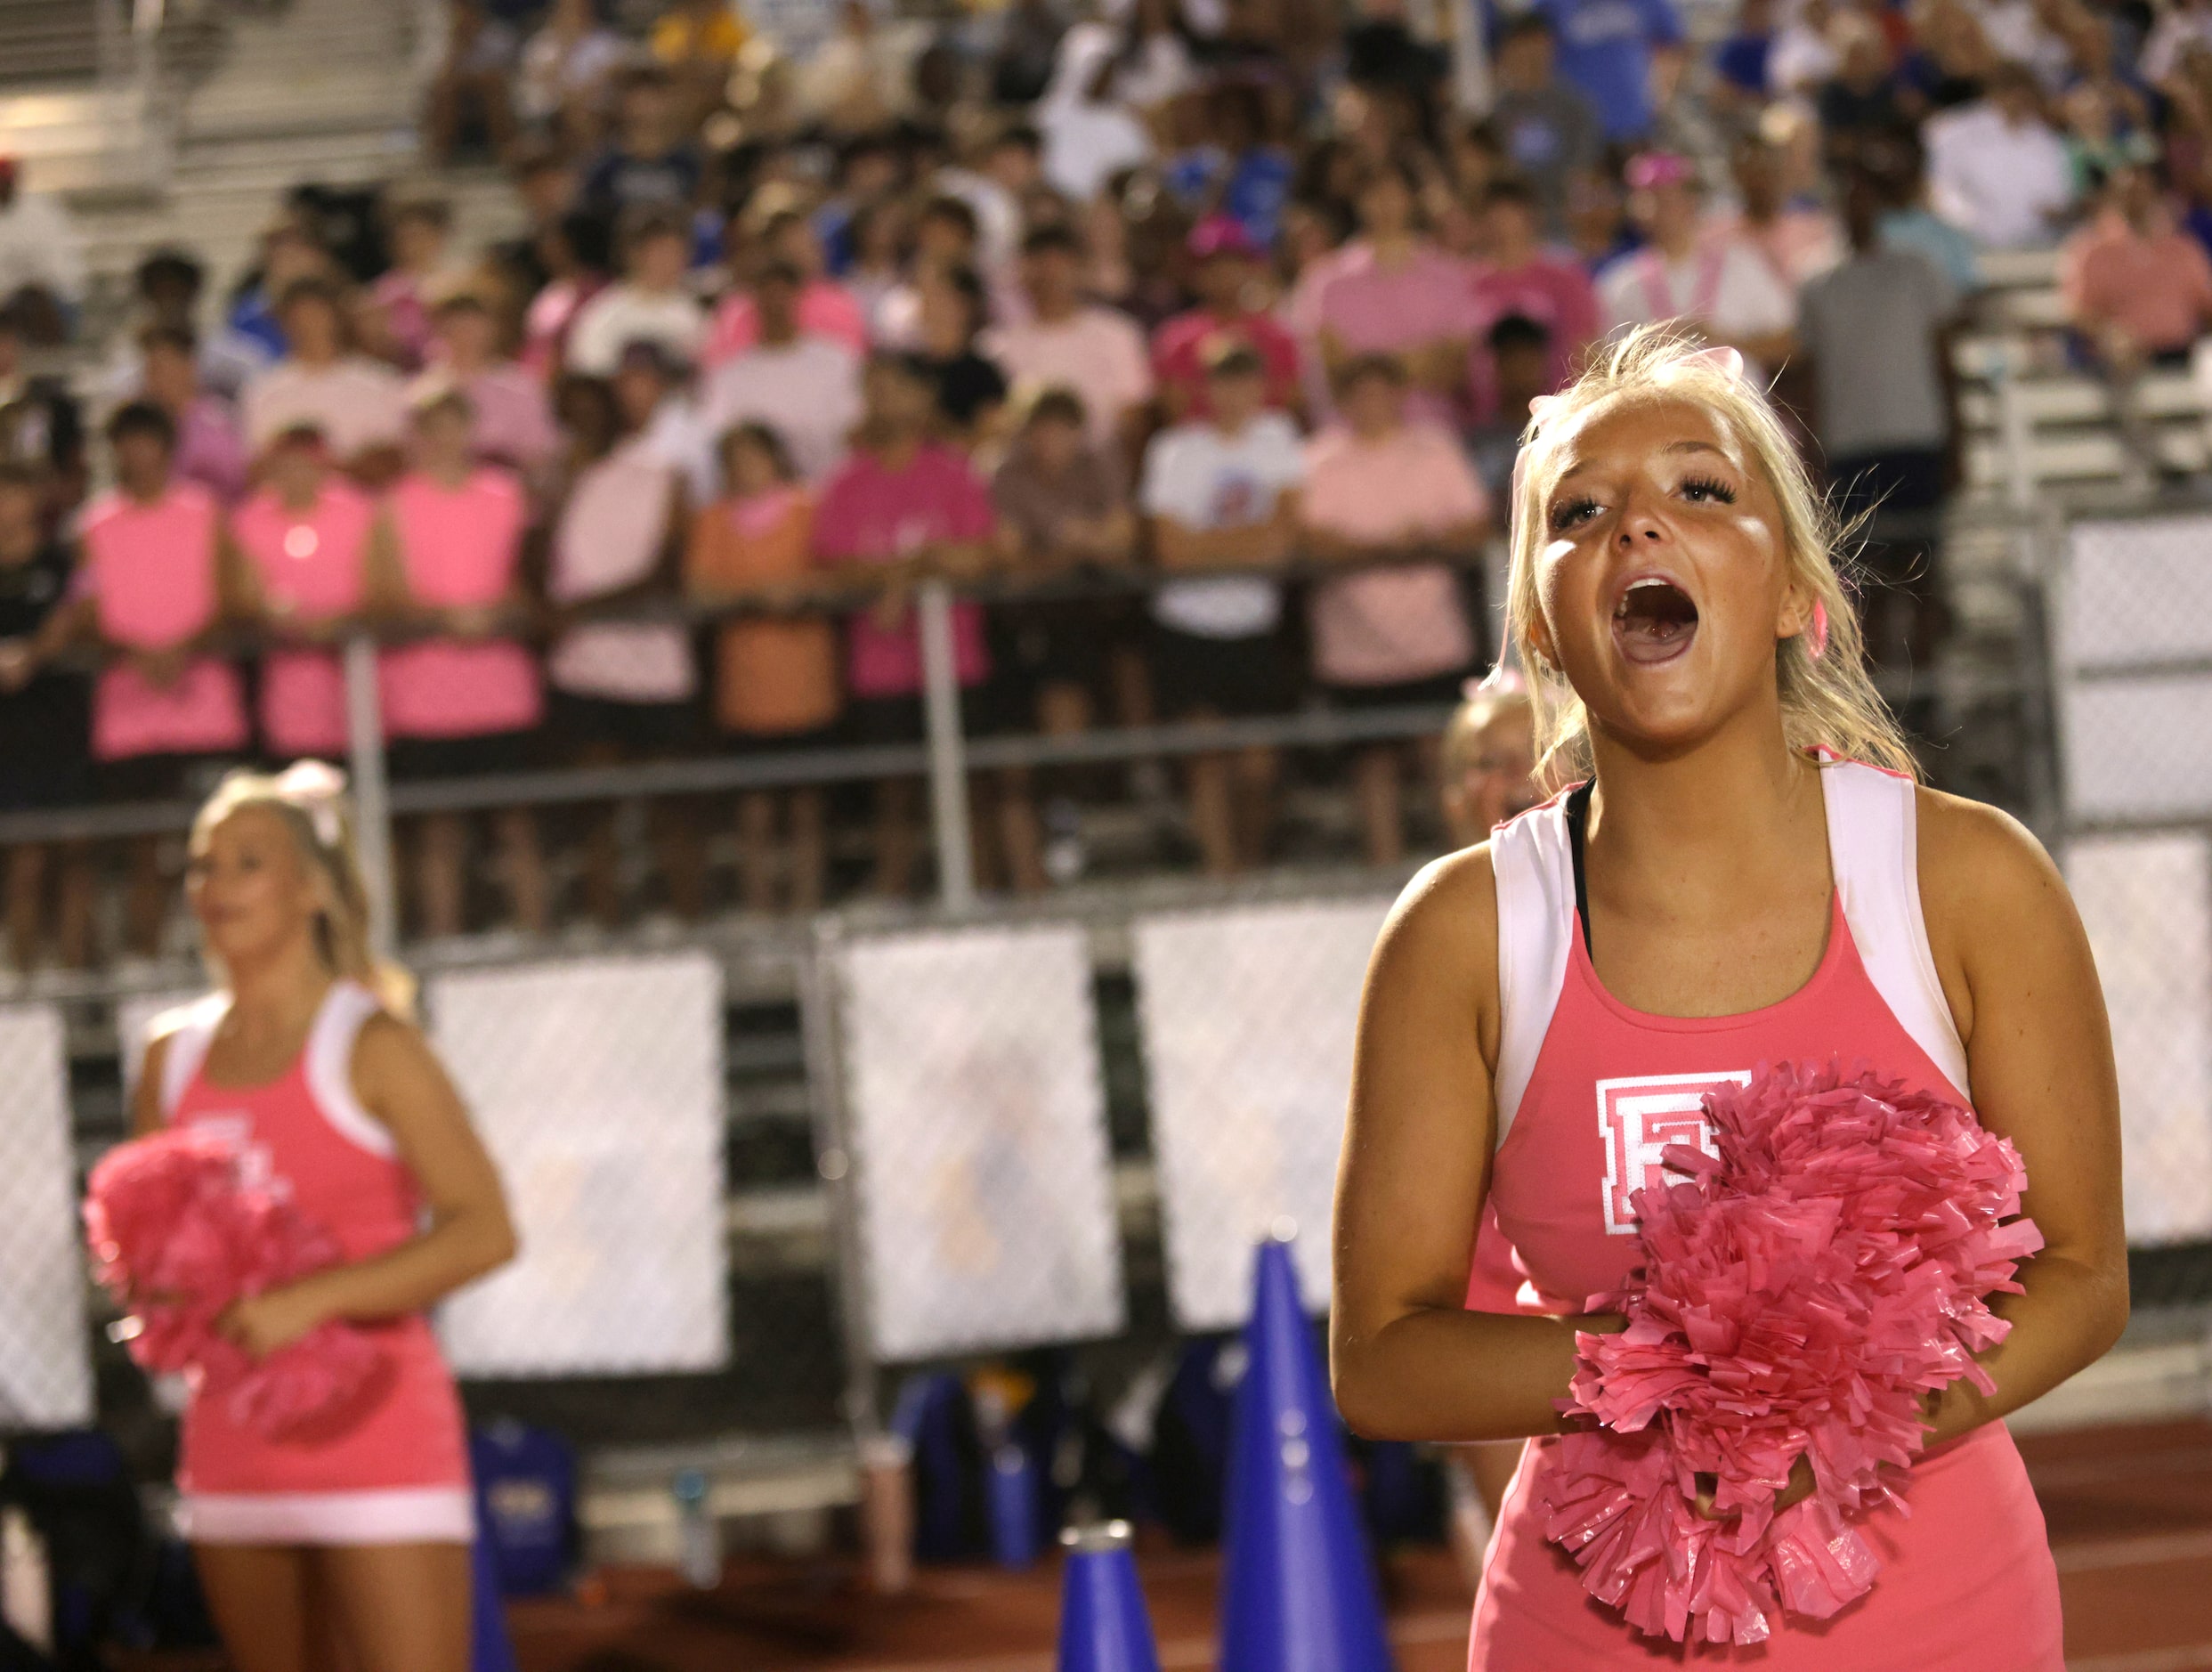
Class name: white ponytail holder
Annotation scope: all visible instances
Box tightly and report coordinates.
[272,760,348,848]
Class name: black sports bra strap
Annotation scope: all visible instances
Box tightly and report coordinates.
[1565,779,1594,959]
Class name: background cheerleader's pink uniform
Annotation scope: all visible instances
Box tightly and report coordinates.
[78,483,247,761]
[155,982,474,1545]
[1467,759,2064,1670]
[379,468,539,740]
[231,483,374,759]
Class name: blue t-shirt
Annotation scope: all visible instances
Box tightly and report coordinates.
[1714,30,1771,96]
[1526,0,1684,142]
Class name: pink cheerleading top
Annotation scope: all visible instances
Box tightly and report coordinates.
[78,483,248,762]
[232,483,375,759]
[379,468,541,740]
[154,983,473,1546]
[1465,759,2062,1670]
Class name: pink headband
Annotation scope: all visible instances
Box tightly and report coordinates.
[1625,151,1695,192]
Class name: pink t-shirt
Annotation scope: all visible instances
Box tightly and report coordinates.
[2062,215,2212,354]
[232,482,375,759]
[1465,256,1600,424]
[443,362,561,473]
[1312,242,1481,422]
[79,483,248,760]
[380,468,541,740]
[1302,422,1486,687]
[813,444,993,699]
[702,280,871,368]
[982,307,1155,448]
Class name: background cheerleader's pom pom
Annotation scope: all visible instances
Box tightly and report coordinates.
[84,1129,387,1441]
[1539,1059,2042,1645]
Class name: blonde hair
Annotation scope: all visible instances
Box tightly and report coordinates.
[1504,325,1916,792]
[1441,674,1535,778]
[191,765,415,1017]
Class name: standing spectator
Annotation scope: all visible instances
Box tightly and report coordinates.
[1139,343,1304,879]
[1870,134,1981,292]
[425,0,521,166]
[518,0,625,152]
[565,207,707,376]
[0,306,85,509]
[544,375,700,926]
[1466,313,1555,506]
[1313,161,1480,423]
[0,157,85,343]
[685,422,840,913]
[2062,162,2212,478]
[990,387,1138,890]
[1152,216,1304,424]
[579,66,705,223]
[1300,354,1487,868]
[701,263,866,481]
[702,207,870,365]
[1524,0,1684,146]
[423,292,560,478]
[141,328,249,507]
[1467,181,1599,421]
[0,462,92,973]
[520,209,612,382]
[1488,16,1604,236]
[908,265,1011,446]
[241,279,410,483]
[813,353,1001,899]
[229,425,378,764]
[367,199,461,373]
[985,225,1155,457]
[68,405,249,962]
[612,339,718,514]
[1600,152,1796,375]
[382,391,547,939]
[1924,62,2076,248]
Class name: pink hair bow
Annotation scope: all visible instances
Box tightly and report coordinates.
[273,760,348,848]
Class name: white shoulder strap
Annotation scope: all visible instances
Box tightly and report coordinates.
[304,981,397,1157]
[1820,760,1973,1098]
[154,993,230,1123]
[1492,794,1578,1147]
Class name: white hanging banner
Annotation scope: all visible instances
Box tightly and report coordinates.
[2070,833,2212,1245]
[0,1005,93,1429]
[838,923,1122,1362]
[431,953,729,1376]
[1134,898,1391,1332]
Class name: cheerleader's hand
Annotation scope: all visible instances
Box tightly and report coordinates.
[1692,1453,1816,1521]
[216,1282,332,1360]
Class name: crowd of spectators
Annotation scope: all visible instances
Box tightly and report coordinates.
[1,0,2208,972]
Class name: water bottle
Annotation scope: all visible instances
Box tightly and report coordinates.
[673,1468,718,1590]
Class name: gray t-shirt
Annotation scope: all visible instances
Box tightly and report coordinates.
[1492,85,1603,228]
[1798,248,1956,459]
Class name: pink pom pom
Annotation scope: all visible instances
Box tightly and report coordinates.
[84,1129,388,1441]
[1540,1061,2042,1644]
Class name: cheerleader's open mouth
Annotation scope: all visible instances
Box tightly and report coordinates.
[1612,574,1699,666]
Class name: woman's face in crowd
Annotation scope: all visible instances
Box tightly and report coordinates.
[1441,705,1539,845]
[1527,396,1811,759]
[725,435,782,497]
[284,296,342,362]
[190,808,323,973]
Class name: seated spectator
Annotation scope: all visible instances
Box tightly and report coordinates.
[517,0,625,152]
[493,143,580,302]
[1157,83,1293,254]
[990,386,1138,889]
[423,291,560,479]
[1527,0,1684,147]
[0,460,93,972]
[229,425,377,764]
[381,390,547,939]
[701,263,866,481]
[908,265,1010,446]
[1152,216,1303,424]
[813,353,1001,899]
[937,122,1037,274]
[1312,160,1479,423]
[685,422,839,913]
[1139,342,1304,879]
[1438,672,1539,848]
[704,207,870,365]
[1767,0,1841,97]
[1600,152,1795,377]
[1817,13,1909,159]
[2062,162,2212,479]
[1466,313,1556,505]
[566,207,707,376]
[840,194,913,337]
[1467,181,1598,421]
[652,0,749,126]
[546,371,700,925]
[985,225,1154,457]
[425,0,520,166]
[106,250,265,403]
[0,156,85,345]
[141,327,248,507]
[0,306,84,510]
[2060,74,2156,200]
[1490,14,1604,234]
[1300,354,1487,868]
[1706,130,1844,290]
[241,278,410,483]
[580,66,705,223]
[367,199,462,373]
[794,0,920,134]
[66,404,249,962]
[223,220,336,369]
[815,132,906,280]
[1924,62,2075,248]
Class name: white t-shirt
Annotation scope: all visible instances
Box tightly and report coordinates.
[1139,411,1305,638]
[564,284,707,377]
[241,357,409,459]
[699,336,863,482]
[1597,240,1797,382]
[1924,102,2074,249]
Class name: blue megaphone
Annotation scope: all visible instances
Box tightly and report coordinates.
[1057,1522,1163,1672]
